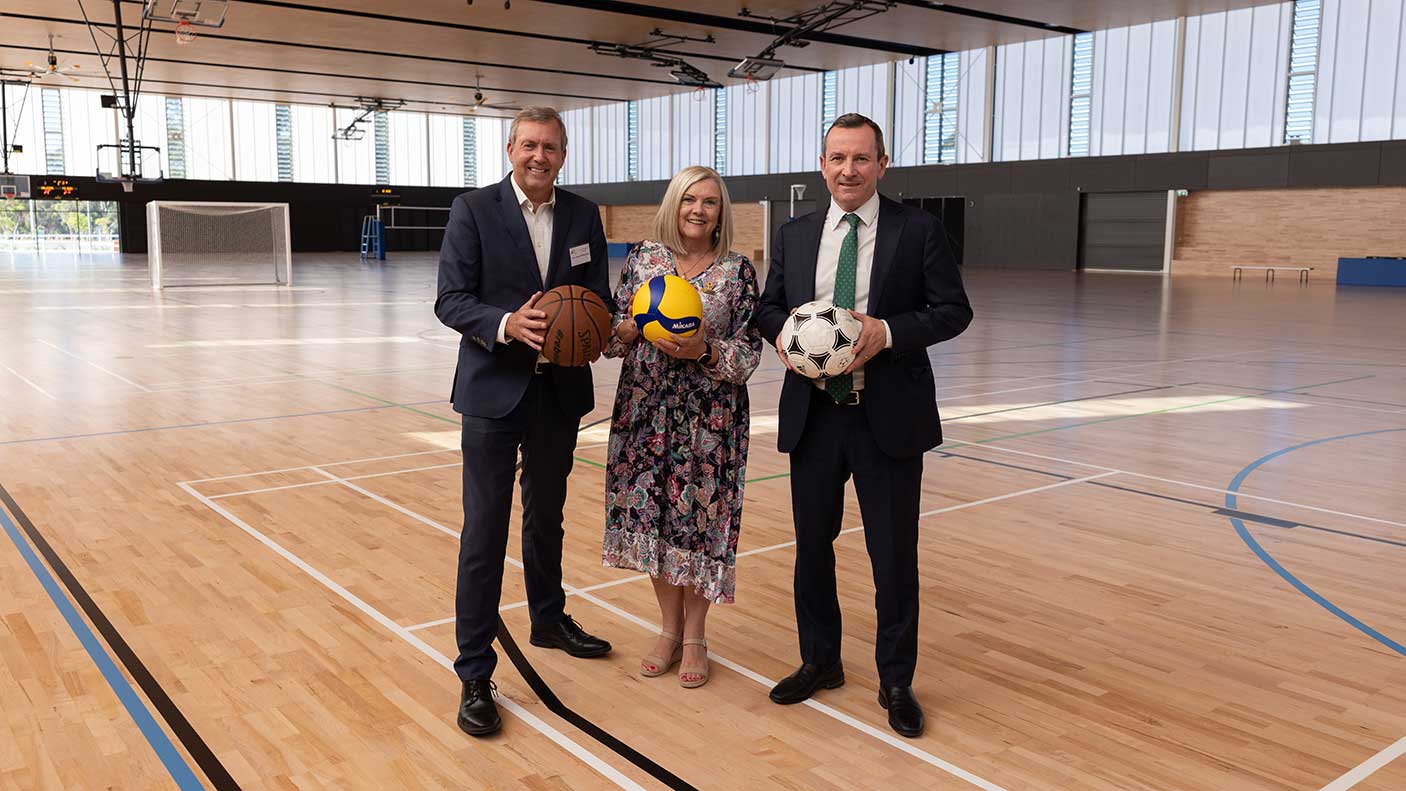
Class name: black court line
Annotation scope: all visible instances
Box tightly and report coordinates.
[494,415,699,790]
[0,484,242,790]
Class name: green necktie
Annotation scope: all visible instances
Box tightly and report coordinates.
[825,213,860,403]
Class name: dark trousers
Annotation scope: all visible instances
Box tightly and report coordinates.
[789,388,923,688]
[453,374,579,682]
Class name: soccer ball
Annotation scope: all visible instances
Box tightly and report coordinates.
[778,301,861,379]
[631,274,703,343]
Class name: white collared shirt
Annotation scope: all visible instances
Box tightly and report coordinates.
[498,175,556,345]
[813,191,891,391]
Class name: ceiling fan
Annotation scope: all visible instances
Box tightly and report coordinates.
[468,73,520,114]
[25,35,83,83]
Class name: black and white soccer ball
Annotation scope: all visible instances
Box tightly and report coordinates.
[778,300,861,379]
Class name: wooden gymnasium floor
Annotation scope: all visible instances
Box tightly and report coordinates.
[1,250,1403,791]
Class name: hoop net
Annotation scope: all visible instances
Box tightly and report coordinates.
[174,20,197,45]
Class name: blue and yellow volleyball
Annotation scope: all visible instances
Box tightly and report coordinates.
[631,274,703,343]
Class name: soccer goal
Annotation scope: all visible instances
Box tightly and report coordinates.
[146,201,292,291]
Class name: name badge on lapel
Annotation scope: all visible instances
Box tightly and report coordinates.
[569,243,591,267]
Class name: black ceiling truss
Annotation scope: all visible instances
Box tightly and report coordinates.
[891,0,1087,35]
[531,0,941,58]
[589,28,721,88]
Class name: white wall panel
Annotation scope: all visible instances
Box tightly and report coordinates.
[994,36,1069,160]
[834,63,890,129]
[593,102,628,183]
[769,72,821,173]
[1316,0,1406,142]
[559,107,592,185]
[427,113,464,188]
[957,48,992,163]
[232,100,277,182]
[636,96,671,181]
[1180,4,1290,150]
[476,117,509,187]
[291,105,335,184]
[184,97,233,180]
[1093,20,1179,155]
[388,111,428,186]
[672,89,715,170]
[891,58,926,167]
[725,82,768,176]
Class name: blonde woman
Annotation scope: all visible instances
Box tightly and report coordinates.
[601,166,762,688]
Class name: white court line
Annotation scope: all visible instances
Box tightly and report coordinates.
[186,446,463,484]
[944,438,1406,530]
[1318,736,1406,791]
[176,482,645,791]
[144,363,457,394]
[931,347,1273,393]
[37,339,151,391]
[299,466,1015,790]
[0,362,57,400]
[471,472,1120,618]
[208,461,467,500]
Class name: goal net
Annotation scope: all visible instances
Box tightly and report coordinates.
[146,201,291,290]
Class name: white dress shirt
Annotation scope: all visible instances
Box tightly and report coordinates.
[497,175,556,345]
[813,191,891,391]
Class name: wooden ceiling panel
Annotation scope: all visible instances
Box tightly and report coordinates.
[0,0,1282,112]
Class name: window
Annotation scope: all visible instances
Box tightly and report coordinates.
[165,98,186,178]
[1067,33,1094,156]
[821,70,838,131]
[275,105,293,181]
[1284,0,1321,144]
[374,110,389,185]
[626,100,639,180]
[462,117,477,187]
[924,53,960,164]
[713,87,727,174]
[42,88,64,174]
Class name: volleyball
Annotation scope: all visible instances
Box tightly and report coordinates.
[630,274,704,343]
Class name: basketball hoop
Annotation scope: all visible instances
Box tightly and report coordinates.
[743,75,761,95]
[174,20,197,45]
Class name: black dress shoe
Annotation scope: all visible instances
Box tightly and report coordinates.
[768,662,845,704]
[878,685,924,737]
[529,615,612,658]
[457,679,501,736]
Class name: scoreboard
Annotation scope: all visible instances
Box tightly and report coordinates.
[35,177,79,200]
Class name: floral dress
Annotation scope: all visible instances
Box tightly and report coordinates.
[601,240,762,604]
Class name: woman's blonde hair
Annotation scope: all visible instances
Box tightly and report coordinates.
[652,166,733,260]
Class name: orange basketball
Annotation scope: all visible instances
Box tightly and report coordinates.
[537,285,612,367]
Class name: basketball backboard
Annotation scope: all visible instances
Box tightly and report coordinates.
[0,174,30,200]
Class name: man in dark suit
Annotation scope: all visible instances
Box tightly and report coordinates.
[757,113,972,738]
[435,106,614,737]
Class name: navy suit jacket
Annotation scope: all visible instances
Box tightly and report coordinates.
[757,195,973,459]
[435,175,614,419]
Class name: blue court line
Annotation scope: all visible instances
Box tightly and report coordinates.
[1224,428,1406,656]
[0,506,206,789]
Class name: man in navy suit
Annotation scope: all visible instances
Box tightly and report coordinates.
[435,106,614,737]
[757,114,972,738]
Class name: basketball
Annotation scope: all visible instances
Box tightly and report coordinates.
[630,274,704,343]
[777,300,862,379]
[537,285,612,367]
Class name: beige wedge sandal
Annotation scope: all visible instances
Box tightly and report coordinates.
[678,638,709,689]
[639,632,683,677]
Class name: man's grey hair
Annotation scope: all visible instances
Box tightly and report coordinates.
[508,106,568,149]
[822,112,886,160]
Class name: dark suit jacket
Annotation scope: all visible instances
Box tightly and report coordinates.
[757,194,973,459]
[435,175,614,420]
